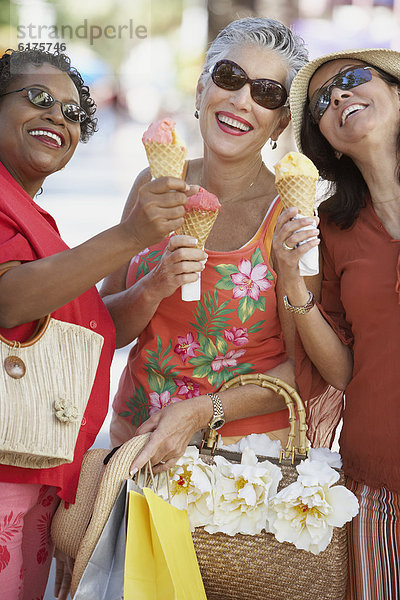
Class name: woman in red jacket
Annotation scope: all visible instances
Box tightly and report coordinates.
[0,48,194,600]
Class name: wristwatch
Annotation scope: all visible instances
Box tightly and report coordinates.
[283,290,315,314]
[207,393,225,430]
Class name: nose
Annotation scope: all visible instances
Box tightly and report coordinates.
[43,100,66,125]
[330,86,353,108]
[229,83,252,111]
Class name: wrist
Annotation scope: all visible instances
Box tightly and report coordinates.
[283,290,315,314]
[188,395,215,430]
[282,280,310,307]
[141,269,164,306]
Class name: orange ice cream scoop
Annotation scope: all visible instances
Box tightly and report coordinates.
[178,187,220,248]
[142,117,187,178]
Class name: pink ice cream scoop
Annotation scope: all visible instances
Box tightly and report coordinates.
[142,118,187,178]
[185,187,221,213]
[142,117,175,144]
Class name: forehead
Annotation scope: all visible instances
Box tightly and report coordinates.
[224,45,288,85]
[9,63,79,101]
[308,58,367,98]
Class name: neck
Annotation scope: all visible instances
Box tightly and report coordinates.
[200,148,267,204]
[1,161,44,198]
[353,149,400,208]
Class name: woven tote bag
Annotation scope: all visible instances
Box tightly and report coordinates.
[191,374,348,600]
[0,314,104,468]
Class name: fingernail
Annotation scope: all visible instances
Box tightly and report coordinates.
[130,467,138,476]
[185,183,191,191]
[190,237,198,244]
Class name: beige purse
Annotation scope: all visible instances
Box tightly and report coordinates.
[0,268,104,469]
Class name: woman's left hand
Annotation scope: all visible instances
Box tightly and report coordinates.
[129,396,211,474]
[54,547,74,600]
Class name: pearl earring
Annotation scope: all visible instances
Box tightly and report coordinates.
[334,150,343,160]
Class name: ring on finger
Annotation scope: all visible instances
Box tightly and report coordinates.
[282,240,295,251]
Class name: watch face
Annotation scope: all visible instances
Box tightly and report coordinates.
[211,419,225,430]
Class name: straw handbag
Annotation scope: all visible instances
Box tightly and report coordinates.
[0,311,104,469]
[191,374,348,600]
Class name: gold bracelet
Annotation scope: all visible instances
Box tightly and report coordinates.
[283,291,315,314]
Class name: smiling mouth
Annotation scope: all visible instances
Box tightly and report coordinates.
[28,129,64,147]
[341,104,366,126]
[216,113,252,132]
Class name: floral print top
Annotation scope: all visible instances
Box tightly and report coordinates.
[112,196,288,440]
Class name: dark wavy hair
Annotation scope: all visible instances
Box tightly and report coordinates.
[0,49,97,142]
[300,64,400,229]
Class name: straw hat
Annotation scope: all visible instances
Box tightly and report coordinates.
[51,433,150,597]
[290,48,400,152]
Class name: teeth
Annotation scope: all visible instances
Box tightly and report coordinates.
[217,114,251,132]
[29,129,62,146]
[341,105,365,126]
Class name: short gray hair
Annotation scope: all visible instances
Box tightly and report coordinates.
[203,17,308,91]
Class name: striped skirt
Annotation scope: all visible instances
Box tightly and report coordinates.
[346,478,400,599]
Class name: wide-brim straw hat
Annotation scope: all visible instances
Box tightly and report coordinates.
[51,432,150,597]
[290,48,400,152]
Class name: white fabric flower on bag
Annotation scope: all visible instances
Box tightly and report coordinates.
[268,458,359,554]
[308,447,342,469]
[205,448,282,536]
[158,446,214,529]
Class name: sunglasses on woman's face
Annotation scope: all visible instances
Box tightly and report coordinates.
[210,59,288,110]
[0,86,88,123]
[309,65,378,124]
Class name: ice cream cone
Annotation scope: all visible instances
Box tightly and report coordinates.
[274,152,319,217]
[179,209,219,248]
[142,118,187,179]
[178,187,221,301]
[144,141,186,179]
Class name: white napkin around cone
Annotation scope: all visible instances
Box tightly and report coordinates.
[293,214,319,276]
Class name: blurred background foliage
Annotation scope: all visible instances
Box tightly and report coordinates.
[0,0,399,155]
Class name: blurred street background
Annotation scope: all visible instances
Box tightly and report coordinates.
[0,0,398,596]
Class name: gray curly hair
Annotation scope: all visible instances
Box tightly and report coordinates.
[202,17,308,92]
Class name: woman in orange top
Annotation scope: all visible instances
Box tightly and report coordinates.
[273,49,400,599]
[101,17,314,472]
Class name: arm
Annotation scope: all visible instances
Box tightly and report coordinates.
[100,171,207,348]
[129,357,295,474]
[101,236,207,348]
[0,177,196,328]
[272,207,353,390]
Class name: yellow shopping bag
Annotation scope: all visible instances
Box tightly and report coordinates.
[124,488,206,600]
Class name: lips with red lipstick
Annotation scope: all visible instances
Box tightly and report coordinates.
[28,128,65,148]
[215,111,253,136]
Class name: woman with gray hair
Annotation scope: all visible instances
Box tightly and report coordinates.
[101,17,312,472]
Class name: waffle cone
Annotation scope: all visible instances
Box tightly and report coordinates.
[276,175,316,217]
[178,209,219,248]
[144,141,186,178]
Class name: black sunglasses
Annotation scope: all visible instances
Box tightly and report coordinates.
[0,86,88,123]
[210,59,288,110]
[309,65,381,124]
